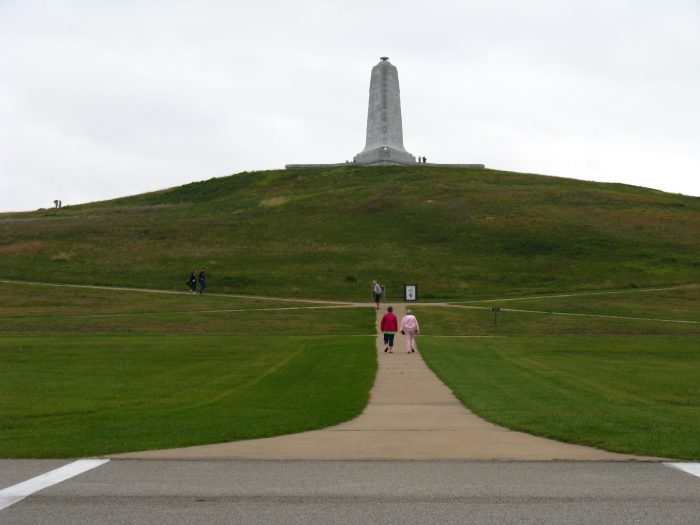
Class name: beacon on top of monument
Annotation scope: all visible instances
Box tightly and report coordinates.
[353,57,416,165]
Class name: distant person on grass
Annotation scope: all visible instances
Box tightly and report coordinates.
[371,280,383,310]
[380,306,398,353]
[198,267,207,294]
[187,270,197,294]
[400,309,420,354]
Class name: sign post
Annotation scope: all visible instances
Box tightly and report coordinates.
[404,284,417,302]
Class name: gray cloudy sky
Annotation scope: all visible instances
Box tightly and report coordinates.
[1,0,699,212]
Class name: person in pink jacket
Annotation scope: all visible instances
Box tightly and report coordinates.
[400,309,420,353]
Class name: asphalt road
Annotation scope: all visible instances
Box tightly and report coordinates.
[2,460,699,524]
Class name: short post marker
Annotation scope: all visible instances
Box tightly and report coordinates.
[491,307,501,327]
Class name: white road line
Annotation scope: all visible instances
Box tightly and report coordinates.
[0,459,109,512]
[665,462,700,479]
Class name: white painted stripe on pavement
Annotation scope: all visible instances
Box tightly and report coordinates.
[0,459,109,512]
[665,462,700,479]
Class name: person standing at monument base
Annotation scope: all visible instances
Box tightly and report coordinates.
[380,306,398,353]
[400,309,420,353]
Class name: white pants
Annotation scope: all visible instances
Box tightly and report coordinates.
[405,331,417,352]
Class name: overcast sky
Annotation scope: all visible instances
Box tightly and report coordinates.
[1,0,699,212]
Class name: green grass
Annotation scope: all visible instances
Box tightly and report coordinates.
[1,166,698,300]
[1,166,699,459]
[415,290,700,337]
[419,336,700,459]
[415,287,700,459]
[0,283,364,336]
[0,284,376,458]
[451,284,700,322]
[0,282,316,318]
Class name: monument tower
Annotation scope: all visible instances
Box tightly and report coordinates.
[284,57,484,170]
[353,57,416,165]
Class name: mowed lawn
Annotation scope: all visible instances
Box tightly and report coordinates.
[0,283,376,458]
[417,286,700,459]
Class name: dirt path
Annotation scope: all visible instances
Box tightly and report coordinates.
[112,305,657,461]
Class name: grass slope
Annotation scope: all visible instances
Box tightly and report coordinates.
[0,284,375,458]
[421,336,700,459]
[1,166,698,300]
[417,286,700,459]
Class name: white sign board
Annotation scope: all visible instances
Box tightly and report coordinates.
[404,284,417,302]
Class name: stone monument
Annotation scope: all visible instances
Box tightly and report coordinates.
[353,57,415,165]
[285,57,484,170]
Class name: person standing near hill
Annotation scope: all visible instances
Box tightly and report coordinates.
[400,309,420,353]
[371,280,383,310]
[198,267,207,294]
[187,270,197,294]
[380,306,398,353]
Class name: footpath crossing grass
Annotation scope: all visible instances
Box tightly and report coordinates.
[450,284,700,323]
[417,287,700,459]
[0,283,375,458]
[0,281,313,317]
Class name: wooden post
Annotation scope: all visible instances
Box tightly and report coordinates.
[491,307,501,327]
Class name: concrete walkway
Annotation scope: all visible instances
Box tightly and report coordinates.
[112,305,656,461]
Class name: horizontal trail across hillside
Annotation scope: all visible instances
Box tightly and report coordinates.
[3,279,698,325]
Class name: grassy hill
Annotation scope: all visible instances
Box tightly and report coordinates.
[2,165,699,459]
[1,166,698,299]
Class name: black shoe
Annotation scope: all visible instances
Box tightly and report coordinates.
[384,347,388,353]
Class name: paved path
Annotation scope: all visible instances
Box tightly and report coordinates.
[113,305,657,461]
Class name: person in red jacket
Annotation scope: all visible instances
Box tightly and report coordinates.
[380,306,398,353]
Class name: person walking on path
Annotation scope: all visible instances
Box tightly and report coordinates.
[400,309,420,353]
[371,280,383,310]
[198,267,207,294]
[380,306,398,353]
[187,270,197,294]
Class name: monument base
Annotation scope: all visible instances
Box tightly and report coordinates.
[353,146,416,165]
[285,162,486,169]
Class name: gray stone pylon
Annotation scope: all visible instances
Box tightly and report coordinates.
[354,57,416,165]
